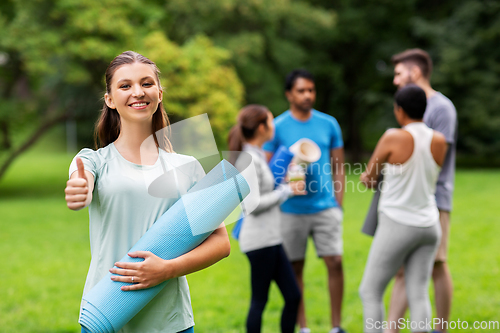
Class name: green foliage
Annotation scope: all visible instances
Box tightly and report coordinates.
[1,0,499,172]
[412,0,500,155]
[0,0,243,176]
[142,33,244,143]
[164,0,337,114]
[309,0,500,159]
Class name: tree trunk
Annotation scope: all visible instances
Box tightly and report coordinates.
[347,97,362,163]
[0,113,68,180]
[0,121,11,150]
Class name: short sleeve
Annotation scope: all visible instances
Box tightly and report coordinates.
[428,106,457,144]
[329,118,344,149]
[69,148,99,180]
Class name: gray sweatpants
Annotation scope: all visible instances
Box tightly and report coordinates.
[359,212,441,333]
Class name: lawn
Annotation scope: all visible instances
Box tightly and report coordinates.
[1,145,499,332]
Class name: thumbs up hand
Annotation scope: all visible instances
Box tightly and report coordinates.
[65,157,93,210]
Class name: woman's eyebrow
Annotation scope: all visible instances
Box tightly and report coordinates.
[116,76,154,84]
[116,78,131,84]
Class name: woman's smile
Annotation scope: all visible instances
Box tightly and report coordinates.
[129,101,150,110]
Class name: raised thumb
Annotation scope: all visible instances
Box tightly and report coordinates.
[76,157,87,180]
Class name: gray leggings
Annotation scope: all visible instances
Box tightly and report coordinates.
[359,212,441,333]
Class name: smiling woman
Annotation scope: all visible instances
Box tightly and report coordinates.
[105,64,161,125]
[64,51,231,333]
[95,52,172,158]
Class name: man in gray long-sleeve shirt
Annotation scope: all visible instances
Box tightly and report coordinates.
[388,48,457,333]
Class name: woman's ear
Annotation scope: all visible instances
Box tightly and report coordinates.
[258,122,267,135]
[158,88,163,103]
[104,93,116,109]
[394,105,408,126]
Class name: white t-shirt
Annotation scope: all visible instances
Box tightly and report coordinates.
[69,143,205,333]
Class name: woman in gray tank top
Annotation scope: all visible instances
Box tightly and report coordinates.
[358,85,448,333]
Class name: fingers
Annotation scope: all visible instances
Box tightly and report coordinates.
[127,251,151,258]
[110,252,167,291]
[295,189,307,195]
[65,159,89,210]
[120,280,149,291]
[109,267,136,277]
[112,253,148,270]
[65,179,88,193]
[113,261,139,270]
[296,180,306,191]
[65,178,88,210]
[289,180,307,195]
[110,257,153,291]
[66,201,87,210]
[76,157,87,180]
[109,270,147,291]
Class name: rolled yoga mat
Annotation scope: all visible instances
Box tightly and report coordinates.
[289,138,321,166]
[269,145,294,188]
[361,174,384,236]
[79,159,250,333]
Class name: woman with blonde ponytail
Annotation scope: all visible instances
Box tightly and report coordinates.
[229,104,305,333]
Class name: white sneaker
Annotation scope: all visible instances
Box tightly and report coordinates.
[299,328,311,333]
[329,327,346,333]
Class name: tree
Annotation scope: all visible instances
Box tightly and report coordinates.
[0,0,243,180]
[163,0,337,119]
[412,0,500,157]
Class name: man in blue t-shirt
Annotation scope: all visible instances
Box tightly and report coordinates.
[263,69,346,333]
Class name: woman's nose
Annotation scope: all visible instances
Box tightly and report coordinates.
[132,84,145,97]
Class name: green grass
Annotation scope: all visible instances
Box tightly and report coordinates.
[1,146,499,332]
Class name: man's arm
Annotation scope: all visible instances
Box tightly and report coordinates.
[426,105,457,146]
[331,147,345,207]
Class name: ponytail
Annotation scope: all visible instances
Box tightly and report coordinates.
[227,104,270,164]
[228,125,244,152]
[227,125,244,164]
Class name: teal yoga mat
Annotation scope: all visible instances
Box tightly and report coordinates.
[79,159,250,333]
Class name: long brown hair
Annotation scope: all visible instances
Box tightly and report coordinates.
[228,104,269,156]
[94,51,172,151]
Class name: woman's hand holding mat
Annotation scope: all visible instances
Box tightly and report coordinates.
[110,251,176,291]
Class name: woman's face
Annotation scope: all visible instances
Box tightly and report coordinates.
[104,62,163,125]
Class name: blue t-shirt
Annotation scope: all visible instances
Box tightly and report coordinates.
[263,110,343,214]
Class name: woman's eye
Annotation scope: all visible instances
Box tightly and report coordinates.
[120,84,130,89]
[143,82,153,87]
